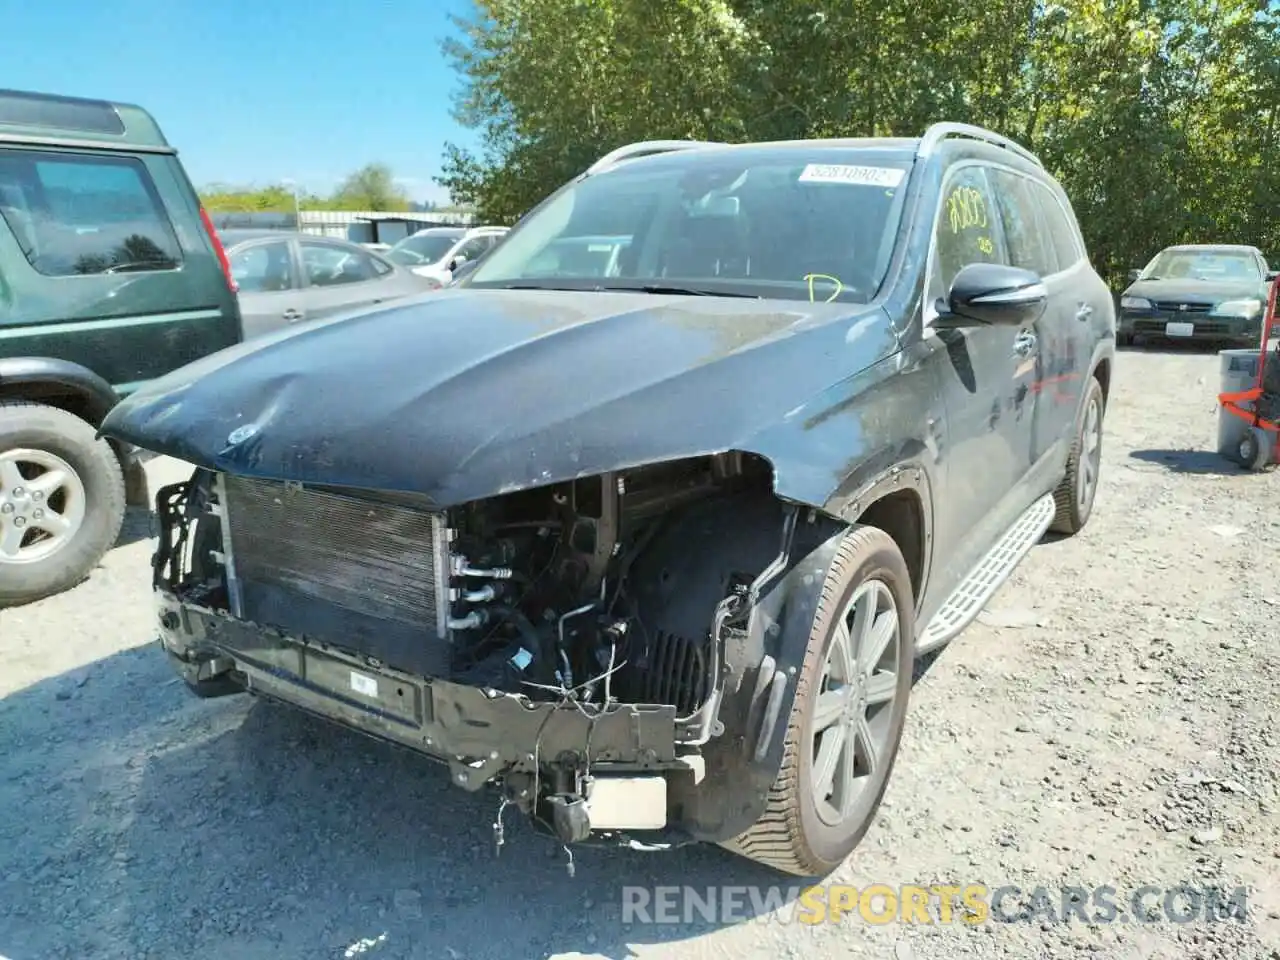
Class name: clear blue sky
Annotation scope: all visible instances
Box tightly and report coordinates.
[0,0,481,205]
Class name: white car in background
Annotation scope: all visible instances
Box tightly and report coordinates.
[385,225,508,284]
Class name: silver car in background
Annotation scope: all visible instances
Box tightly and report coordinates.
[222,230,442,339]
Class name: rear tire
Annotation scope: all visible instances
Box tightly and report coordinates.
[1050,376,1105,536]
[0,402,126,606]
[722,525,914,878]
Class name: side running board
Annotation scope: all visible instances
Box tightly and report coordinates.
[917,493,1056,653]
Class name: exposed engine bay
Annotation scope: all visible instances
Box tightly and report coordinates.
[443,455,771,717]
[157,451,790,733]
[152,451,805,857]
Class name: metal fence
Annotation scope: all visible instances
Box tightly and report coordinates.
[206,210,477,244]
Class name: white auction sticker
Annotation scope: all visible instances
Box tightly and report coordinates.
[798,163,905,187]
[350,671,378,698]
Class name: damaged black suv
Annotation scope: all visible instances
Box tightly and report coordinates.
[102,123,1115,878]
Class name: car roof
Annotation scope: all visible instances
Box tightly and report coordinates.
[588,130,1051,182]
[0,87,172,152]
[218,229,290,245]
[609,137,922,166]
[404,227,466,238]
[1159,244,1260,254]
[219,229,373,249]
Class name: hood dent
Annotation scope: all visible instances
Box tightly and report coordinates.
[101,290,897,506]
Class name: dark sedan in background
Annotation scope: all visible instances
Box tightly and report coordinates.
[1117,243,1276,347]
[222,230,442,338]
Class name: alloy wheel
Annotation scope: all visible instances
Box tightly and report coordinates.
[808,578,901,827]
[0,448,87,564]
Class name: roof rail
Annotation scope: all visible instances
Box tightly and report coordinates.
[586,139,724,175]
[916,122,1043,168]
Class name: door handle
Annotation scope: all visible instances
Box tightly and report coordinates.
[1076,303,1093,321]
[283,308,302,323]
[1013,331,1037,356]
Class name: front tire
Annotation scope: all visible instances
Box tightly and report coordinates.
[0,402,126,606]
[723,525,915,877]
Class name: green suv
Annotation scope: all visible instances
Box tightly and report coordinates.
[0,88,242,605]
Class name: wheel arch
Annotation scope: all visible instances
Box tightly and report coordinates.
[0,357,120,426]
[0,357,148,507]
[655,458,932,845]
[1092,354,1112,403]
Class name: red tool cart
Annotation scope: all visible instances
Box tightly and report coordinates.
[1218,277,1280,470]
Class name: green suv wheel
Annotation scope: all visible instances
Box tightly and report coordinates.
[0,402,126,606]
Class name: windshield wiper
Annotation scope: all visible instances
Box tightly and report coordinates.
[602,283,761,299]
[499,283,589,291]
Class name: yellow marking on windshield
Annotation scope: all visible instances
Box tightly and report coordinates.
[805,273,844,303]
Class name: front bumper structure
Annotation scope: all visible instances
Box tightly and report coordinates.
[157,597,691,793]
[1119,310,1261,344]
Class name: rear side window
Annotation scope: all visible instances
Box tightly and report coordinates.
[933,165,1006,292]
[0,148,181,277]
[300,241,383,286]
[454,237,491,262]
[991,170,1056,276]
[229,240,294,292]
[1035,182,1083,271]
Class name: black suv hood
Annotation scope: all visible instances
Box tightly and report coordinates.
[100,289,898,506]
[1123,277,1264,304]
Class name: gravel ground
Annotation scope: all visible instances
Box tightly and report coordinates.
[1,345,1278,960]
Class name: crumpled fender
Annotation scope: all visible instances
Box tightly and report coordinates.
[676,521,849,844]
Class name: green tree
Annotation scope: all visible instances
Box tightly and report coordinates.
[329,163,411,211]
[200,183,327,213]
[437,0,1280,277]
[437,0,751,222]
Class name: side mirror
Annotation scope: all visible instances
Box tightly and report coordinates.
[448,255,468,272]
[1267,270,1278,282]
[1128,269,1142,283]
[933,262,1047,329]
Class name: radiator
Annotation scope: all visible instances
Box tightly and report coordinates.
[217,474,452,677]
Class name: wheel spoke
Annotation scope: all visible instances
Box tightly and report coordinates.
[837,719,866,815]
[0,522,25,557]
[827,616,855,683]
[812,724,845,802]
[812,688,848,732]
[859,606,897,676]
[851,587,877,658]
[866,670,897,706]
[854,716,879,781]
[0,459,23,493]
[31,510,72,536]
[27,468,69,497]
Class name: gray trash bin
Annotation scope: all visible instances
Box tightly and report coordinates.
[1216,347,1275,466]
